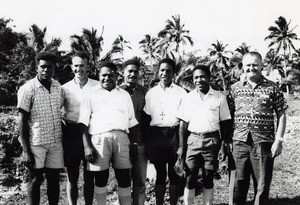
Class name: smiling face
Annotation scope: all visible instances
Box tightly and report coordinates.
[71,56,88,81]
[99,66,117,91]
[37,60,54,83]
[242,54,262,82]
[158,62,174,86]
[193,68,210,94]
[123,64,139,85]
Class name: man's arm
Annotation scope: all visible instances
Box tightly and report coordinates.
[79,123,97,163]
[177,120,188,160]
[19,109,35,168]
[271,110,286,157]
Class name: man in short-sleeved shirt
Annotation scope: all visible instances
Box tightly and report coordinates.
[144,58,186,205]
[228,52,287,205]
[78,61,138,205]
[176,64,231,205]
[18,51,63,205]
[62,51,98,205]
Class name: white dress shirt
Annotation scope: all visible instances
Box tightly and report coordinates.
[177,87,231,133]
[78,86,138,135]
[62,78,99,123]
[144,83,187,127]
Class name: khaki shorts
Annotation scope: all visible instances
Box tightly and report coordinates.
[87,130,132,171]
[186,132,221,170]
[31,141,64,169]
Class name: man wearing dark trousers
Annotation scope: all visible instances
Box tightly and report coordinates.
[18,51,63,205]
[62,51,98,205]
[228,52,287,205]
[120,59,148,205]
[144,58,187,205]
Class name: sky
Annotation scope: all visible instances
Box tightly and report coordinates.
[1,0,300,58]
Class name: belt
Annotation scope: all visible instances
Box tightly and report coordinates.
[152,126,178,131]
[191,130,219,138]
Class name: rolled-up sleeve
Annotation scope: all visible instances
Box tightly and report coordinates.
[176,97,189,123]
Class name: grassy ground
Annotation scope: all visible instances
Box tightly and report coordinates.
[1,96,300,204]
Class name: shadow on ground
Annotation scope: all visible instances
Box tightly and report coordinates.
[215,196,300,205]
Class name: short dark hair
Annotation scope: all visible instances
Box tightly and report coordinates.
[98,61,118,73]
[192,64,211,78]
[72,51,90,62]
[158,58,176,71]
[243,51,262,62]
[122,59,140,70]
[35,51,56,65]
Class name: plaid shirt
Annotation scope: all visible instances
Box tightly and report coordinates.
[228,76,288,143]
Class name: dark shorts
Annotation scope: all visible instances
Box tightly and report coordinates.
[149,126,179,162]
[62,122,85,167]
[185,131,221,171]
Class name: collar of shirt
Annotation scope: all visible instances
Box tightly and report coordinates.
[196,86,215,100]
[158,82,175,91]
[241,75,266,88]
[34,76,56,89]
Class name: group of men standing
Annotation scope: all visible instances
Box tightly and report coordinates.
[18,50,287,205]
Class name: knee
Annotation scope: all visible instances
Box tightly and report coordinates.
[203,169,214,189]
[115,169,131,187]
[29,169,44,185]
[95,170,109,187]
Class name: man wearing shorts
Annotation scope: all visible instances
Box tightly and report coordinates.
[177,64,232,205]
[18,51,64,205]
[144,58,187,205]
[78,61,138,205]
[62,51,98,205]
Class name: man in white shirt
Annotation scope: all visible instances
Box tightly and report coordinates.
[62,51,98,205]
[78,62,138,205]
[144,58,187,205]
[176,64,232,205]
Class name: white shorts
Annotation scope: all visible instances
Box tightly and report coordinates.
[30,141,64,169]
[87,130,132,171]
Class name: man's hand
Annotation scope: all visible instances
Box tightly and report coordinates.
[147,149,156,163]
[130,144,138,163]
[22,151,35,169]
[271,139,283,158]
[84,146,97,163]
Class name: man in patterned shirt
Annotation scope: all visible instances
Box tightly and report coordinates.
[228,52,287,205]
[18,51,63,205]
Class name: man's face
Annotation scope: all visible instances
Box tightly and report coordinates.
[123,64,139,85]
[158,63,174,86]
[37,60,54,83]
[71,56,88,80]
[242,55,262,81]
[99,67,117,91]
[193,69,210,94]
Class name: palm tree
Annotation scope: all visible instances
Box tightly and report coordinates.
[139,34,160,70]
[207,40,233,92]
[29,24,47,53]
[70,27,104,76]
[265,16,299,96]
[110,35,132,63]
[157,14,194,60]
[265,16,299,58]
[235,42,250,56]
